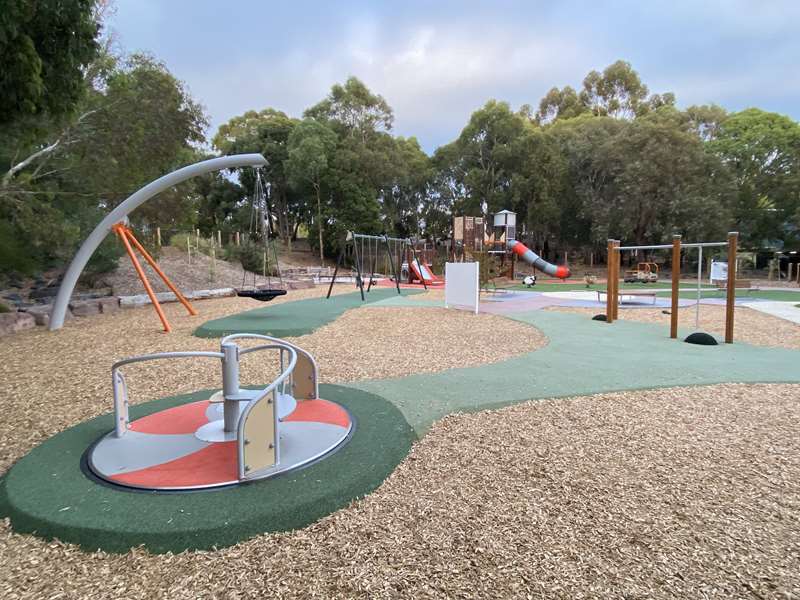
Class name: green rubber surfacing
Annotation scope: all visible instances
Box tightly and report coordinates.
[0,384,415,554]
[194,288,421,338]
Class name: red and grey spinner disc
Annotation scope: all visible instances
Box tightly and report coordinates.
[88,395,353,491]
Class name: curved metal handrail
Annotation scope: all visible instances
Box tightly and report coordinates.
[236,344,297,479]
[111,351,225,437]
[221,333,319,400]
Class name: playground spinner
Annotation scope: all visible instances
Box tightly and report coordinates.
[89,334,352,491]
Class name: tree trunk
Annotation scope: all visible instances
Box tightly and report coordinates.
[315,184,324,264]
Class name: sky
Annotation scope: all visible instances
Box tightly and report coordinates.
[109,0,800,154]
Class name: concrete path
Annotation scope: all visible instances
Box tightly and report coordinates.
[743,300,800,325]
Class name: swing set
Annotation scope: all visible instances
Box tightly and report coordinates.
[234,167,286,302]
[325,231,427,300]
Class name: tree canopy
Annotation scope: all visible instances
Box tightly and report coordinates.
[1,3,798,281]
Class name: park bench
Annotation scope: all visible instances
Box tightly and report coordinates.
[715,279,759,295]
[596,289,658,305]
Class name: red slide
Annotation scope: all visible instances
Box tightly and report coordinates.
[409,258,443,285]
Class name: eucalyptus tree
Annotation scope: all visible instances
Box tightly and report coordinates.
[285,119,338,261]
[214,109,300,249]
[710,108,800,246]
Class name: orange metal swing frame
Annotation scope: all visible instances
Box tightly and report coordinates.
[112,223,197,332]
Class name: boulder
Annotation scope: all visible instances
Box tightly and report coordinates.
[69,300,101,317]
[0,312,36,336]
[23,305,73,326]
[97,297,120,314]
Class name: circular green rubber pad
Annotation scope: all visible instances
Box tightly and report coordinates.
[0,384,415,554]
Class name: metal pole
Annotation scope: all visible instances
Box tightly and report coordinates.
[221,342,240,433]
[353,234,365,301]
[696,245,702,330]
[385,235,401,295]
[49,153,267,330]
[326,242,346,299]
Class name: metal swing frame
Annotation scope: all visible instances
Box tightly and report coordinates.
[325,231,427,300]
[236,168,287,302]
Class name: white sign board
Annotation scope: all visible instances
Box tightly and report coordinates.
[445,262,479,314]
[710,260,728,283]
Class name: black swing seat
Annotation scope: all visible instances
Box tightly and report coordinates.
[236,288,287,302]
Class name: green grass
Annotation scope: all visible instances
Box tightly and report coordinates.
[655,289,800,301]
[508,281,715,292]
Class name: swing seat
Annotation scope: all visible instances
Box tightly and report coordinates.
[236,288,287,302]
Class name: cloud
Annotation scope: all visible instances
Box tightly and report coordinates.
[109,0,800,153]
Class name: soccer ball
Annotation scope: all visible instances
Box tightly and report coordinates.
[523,274,537,287]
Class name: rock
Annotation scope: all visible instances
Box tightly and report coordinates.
[3,293,23,305]
[23,305,51,326]
[23,305,73,326]
[29,287,59,300]
[97,297,120,314]
[120,288,235,307]
[69,300,101,317]
[0,312,36,336]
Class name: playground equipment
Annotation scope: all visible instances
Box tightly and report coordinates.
[605,233,739,344]
[326,231,429,300]
[111,222,197,332]
[453,210,570,281]
[623,262,659,283]
[234,167,286,302]
[49,154,269,331]
[507,240,571,279]
[88,334,352,490]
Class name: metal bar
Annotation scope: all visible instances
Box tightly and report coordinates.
[696,245,703,330]
[112,351,224,370]
[50,153,267,330]
[616,242,727,251]
[384,235,401,295]
[352,232,410,243]
[670,235,681,339]
[123,227,197,316]
[114,224,172,333]
[352,234,365,301]
[326,242,346,299]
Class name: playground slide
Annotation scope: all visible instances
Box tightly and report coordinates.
[507,240,571,279]
[409,258,442,284]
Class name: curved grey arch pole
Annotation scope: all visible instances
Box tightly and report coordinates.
[49,154,267,330]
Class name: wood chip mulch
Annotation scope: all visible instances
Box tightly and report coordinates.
[2,383,799,598]
[0,286,545,472]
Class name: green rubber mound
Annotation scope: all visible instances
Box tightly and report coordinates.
[0,384,415,554]
[194,288,420,338]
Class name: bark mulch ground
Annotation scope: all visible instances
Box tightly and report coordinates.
[1,383,798,598]
[1,287,798,597]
